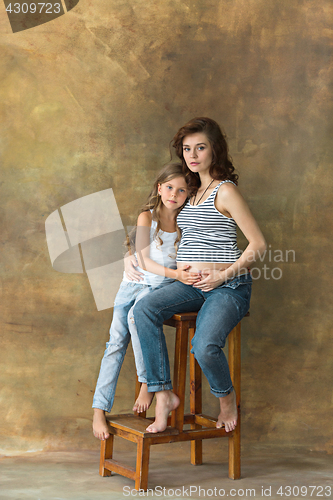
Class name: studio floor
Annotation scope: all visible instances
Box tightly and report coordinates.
[0,441,332,500]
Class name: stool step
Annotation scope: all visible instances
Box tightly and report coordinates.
[106,414,179,438]
[192,413,219,428]
[104,458,136,480]
[105,413,229,445]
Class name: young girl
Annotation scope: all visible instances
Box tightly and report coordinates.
[92,163,195,441]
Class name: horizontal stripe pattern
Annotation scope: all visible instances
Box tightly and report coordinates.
[176,180,242,263]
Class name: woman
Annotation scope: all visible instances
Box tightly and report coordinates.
[131,117,266,433]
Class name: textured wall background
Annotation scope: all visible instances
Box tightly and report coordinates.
[0,0,332,455]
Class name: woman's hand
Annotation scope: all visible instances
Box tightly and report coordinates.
[124,252,144,282]
[175,265,202,286]
[192,269,227,291]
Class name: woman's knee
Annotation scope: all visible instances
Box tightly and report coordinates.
[191,336,226,365]
[133,295,150,320]
[133,294,163,331]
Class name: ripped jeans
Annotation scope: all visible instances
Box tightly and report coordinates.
[92,280,169,413]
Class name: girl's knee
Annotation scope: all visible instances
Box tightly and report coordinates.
[128,306,135,325]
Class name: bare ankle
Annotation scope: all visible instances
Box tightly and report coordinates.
[93,408,110,440]
[216,390,237,432]
[94,408,105,416]
[133,384,154,413]
[146,390,179,433]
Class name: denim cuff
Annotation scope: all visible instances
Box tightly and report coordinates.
[138,377,148,384]
[147,381,173,393]
[210,385,234,398]
[92,403,111,412]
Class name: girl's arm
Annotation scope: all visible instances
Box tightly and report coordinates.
[194,183,267,290]
[136,211,199,285]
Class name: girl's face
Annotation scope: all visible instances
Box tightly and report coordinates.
[182,132,213,176]
[158,176,188,210]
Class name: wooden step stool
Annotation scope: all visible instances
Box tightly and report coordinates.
[99,311,247,490]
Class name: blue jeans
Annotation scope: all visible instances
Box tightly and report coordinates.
[92,281,155,412]
[133,273,252,397]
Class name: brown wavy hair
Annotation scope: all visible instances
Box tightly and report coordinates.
[171,117,238,192]
[126,162,189,255]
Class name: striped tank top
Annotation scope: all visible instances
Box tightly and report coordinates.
[176,180,242,263]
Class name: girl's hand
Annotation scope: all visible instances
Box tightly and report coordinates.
[124,252,144,282]
[176,265,202,285]
[192,269,227,291]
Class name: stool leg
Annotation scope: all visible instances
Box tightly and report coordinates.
[228,322,241,479]
[189,323,202,465]
[171,320,189,431]
[99,434,113,477]
[229,407,241,479]
[135,437,150,491]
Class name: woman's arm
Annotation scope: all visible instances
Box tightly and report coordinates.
[194,183,267,290]
[136,211,200,285]
[124,251,144,282]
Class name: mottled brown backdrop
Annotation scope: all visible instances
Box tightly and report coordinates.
[0,0,332,455]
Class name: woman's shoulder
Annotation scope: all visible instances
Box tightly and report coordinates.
[216,180,239,197]
[215,180,244,211]
[137,210,153,227]
[217,179,238,188]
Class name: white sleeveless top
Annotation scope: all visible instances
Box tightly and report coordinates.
[123,215,177,287]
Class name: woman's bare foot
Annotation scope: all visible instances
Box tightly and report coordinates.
[133,383,155,413]
[216,390,238,432]
[146,390,179,433]
[92,408,110,440]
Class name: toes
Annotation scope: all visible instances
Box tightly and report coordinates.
[146,422,164,433]
[133,401,149,413]
[93,428,110,440]
[146,424,156,433]
[224,421,236,433]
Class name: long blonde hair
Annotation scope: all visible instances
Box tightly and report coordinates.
[126,163,188,254]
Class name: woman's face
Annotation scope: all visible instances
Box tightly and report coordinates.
[182,132,213,176]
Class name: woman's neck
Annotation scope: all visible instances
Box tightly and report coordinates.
[198,171,213,186]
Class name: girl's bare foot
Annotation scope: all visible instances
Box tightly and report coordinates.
[146,390,179,433]
[216,390,238,432]
[133,383,154,413]
[93,408,110,440]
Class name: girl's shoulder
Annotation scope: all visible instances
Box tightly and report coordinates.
[137,210,153,227]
